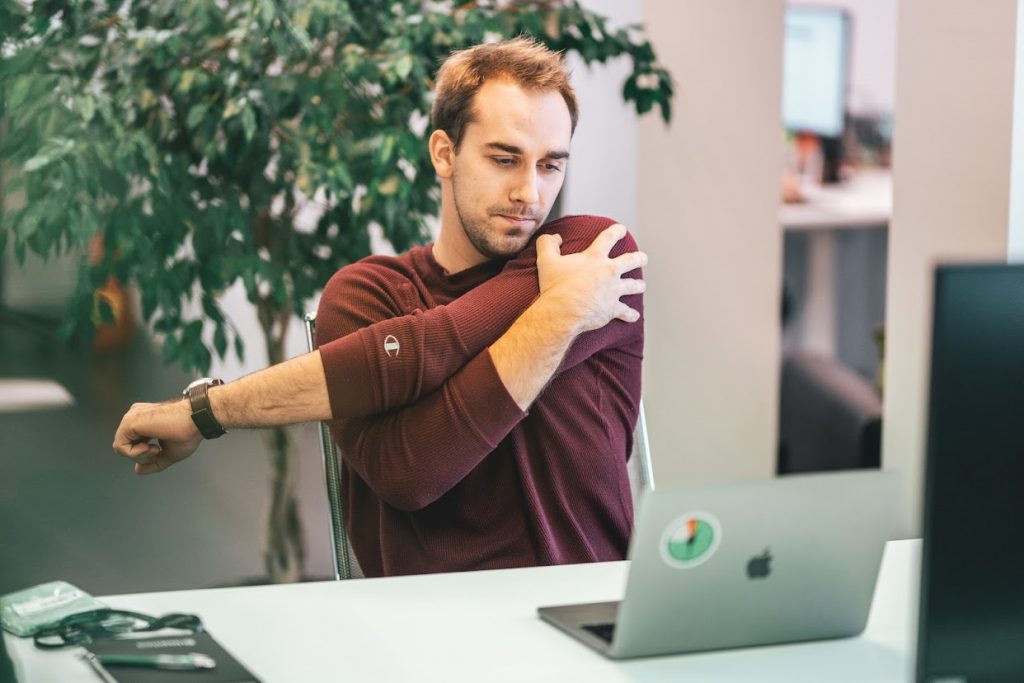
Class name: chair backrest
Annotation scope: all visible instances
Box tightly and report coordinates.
[776,350,882,474]
[628,399,656,506]
[304,312,356,580]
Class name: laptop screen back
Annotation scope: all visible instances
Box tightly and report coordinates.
[917,264,1024,682]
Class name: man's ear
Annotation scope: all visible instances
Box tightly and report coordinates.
[429,129,455,179]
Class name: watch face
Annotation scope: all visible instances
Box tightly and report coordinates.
[185,378,206,395]
[183,377,217,396]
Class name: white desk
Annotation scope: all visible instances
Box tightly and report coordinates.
[780,169,892,233]
[5,539,920,682]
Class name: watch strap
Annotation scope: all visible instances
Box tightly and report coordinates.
[186,379,226,439]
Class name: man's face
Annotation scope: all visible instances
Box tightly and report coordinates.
[448,79,572,260]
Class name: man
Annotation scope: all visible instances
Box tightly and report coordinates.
[113,38,647,577]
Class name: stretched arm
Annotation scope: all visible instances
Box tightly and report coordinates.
[112,220,645,476]
[111,350,332,474]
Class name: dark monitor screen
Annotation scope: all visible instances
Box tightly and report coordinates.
[782,6,850,138]
[917,264,1024,682]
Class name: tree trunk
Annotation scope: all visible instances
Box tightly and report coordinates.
[258,298,306,583]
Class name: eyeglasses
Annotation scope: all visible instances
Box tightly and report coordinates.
[33,608,204,649]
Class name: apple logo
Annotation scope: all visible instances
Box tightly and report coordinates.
[746,548,772,579]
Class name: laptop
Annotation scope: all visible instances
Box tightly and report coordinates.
[916,264,1024,682]
[538,469,899,658]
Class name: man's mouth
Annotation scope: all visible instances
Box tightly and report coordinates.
[495,214,537,226]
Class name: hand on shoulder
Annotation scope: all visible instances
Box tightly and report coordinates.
[535,222,647,334]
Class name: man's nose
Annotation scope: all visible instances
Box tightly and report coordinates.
[509,168,540,205]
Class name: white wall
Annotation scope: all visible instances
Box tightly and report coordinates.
[638,0,786,485]
[561,0,641,232]
[1010,0,1024,263]
[884,0,1018,537]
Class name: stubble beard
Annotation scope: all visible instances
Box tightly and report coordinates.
[451,170,545,261]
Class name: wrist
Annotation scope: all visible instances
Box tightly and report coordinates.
[183,377,227,439]
[177,398,201,438]
[535,287,588,338]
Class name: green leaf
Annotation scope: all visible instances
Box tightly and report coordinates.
[241,106,256,141]
[95,296,116,325]
[162,333,181,364]
[78,95,96,122]
[186,103,209,130]
[213,324,228,359]
[8,76,33,111]
[378,135,396,164]
[179,69,198,93]
[335,163,353,191]
[378,175,400,196]
[194,343,212,374]
[395,54,413,80]
[23,138,75,173]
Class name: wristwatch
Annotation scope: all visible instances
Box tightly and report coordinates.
[183,377,227,439]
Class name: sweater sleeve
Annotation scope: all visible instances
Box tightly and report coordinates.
[332,352,527,511]
[316,214,643,420]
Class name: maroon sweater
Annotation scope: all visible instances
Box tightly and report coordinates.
[316,214,643,577]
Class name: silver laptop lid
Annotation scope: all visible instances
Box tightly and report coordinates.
[610,469,899,658]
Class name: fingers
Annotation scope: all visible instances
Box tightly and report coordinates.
[133,443,171,475]
[118,440,156,459]
[112,403,151,457]
[536,233,563,260]
[611,279,645,324]
[614,303,642,323]
[135,460,165,476]
[617,277,647,297]
[612,249,648,275]
[127,442,159,464]
[585,223,628,257]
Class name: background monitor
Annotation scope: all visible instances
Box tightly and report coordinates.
[782,6,850,138]
[917,264,1024,682]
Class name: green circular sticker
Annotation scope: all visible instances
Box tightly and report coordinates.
[660,512,721,569]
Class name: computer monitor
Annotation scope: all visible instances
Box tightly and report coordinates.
[782,6,850,138]
[917,264,1024,682]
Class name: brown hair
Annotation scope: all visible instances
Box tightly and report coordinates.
[431,37,579,148]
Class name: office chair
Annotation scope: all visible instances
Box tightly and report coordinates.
[776,350,882,474]
[631,398,655,498]
[304,312,355,580]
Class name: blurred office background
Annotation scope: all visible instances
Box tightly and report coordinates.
[3,0,1024,596]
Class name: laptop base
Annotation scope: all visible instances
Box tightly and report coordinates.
[537,601,619,657]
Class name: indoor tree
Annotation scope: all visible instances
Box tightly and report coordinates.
[0,0,674,583]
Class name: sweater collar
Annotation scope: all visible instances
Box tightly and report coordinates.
[413,244,506,295]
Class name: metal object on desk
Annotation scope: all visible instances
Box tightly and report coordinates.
[81,652,117,683]
[96,651,217,670]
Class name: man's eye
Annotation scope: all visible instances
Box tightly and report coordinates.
[541,163,563,173]
[492,157,516,167]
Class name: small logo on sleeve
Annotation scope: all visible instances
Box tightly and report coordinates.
[660,512,721,569]
[383,335,400,358]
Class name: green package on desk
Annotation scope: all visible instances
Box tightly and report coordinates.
[0,581,108,637]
